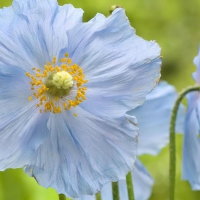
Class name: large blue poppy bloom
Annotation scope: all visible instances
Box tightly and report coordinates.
[74,81,185,200]
[182,47,200,190]
[0,0,161,197]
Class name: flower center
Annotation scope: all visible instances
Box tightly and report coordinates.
[45,71,74,98]
[26,53,88,114]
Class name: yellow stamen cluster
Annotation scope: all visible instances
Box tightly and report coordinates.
[26,53,88,114]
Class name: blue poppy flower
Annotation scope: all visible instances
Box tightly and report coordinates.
[0,0,161,197]
[74,81,185,200]
[182,47,200,190]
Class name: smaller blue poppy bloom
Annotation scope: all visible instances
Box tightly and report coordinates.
[74,81,185,200]
[182,47,200,190]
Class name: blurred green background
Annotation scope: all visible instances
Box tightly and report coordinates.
[0,0,200,199]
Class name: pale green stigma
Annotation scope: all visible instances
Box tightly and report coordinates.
[52,71,73,89]
[45,71,74,98]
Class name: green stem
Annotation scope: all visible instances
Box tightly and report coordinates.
[96,192,101,200]
[169,85,200,200]
[59,194,66,200]
[194,191,200,200]
[126,172,134,200]
[112,181,119,200]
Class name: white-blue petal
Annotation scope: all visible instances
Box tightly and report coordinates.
[128,81,185,156]
[74,194,96,200]
[0,3,83,70]
[65,8,161,118]
[0,5,14,31]
[101,159,153,200]
[193,46,200,84]
[24,107,138,197]
[12,0,58,9]
[182,92,200,190]
[132,159,154,200]
[0,65,49,170]
[73,82,183,200]
[0,65,32,126]
[74,159,153,200]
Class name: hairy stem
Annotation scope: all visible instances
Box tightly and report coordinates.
[169,85,200,200]
[126,172,134,200]
[112,181,119,200]
[59,194,66,200]
[96,192,101,200]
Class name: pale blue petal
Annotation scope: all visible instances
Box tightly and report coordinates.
[0,65,32,127]
[0,65,49,170]
[89,13,106,23]
[182,92,200,190]
[74,159,153,200]
[73,182,112,200]
[13,0,58,9]
[65,8,161,118]
[74,82,182,199]
[0,3,83,70]
[74,194,95,200]
[0,5,14,31]
[24,107,138,197]
[193,46,200,84]
[127,81,185,156]
[100,182,113,200]
[101,159,153,200]
[182,46,200,189]
[0,107,49,170]
[132,159,154,200]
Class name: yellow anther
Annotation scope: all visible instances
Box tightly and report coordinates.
[67,58,72,64]
[28,96,33,101]
[57,106,61,113]
[52,56,57,64]
[42,85,47,90]
[59,58,67,62]
[73,113,77,117]
[26,53,88,114]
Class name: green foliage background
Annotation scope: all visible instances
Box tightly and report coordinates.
[0,0,199,199]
